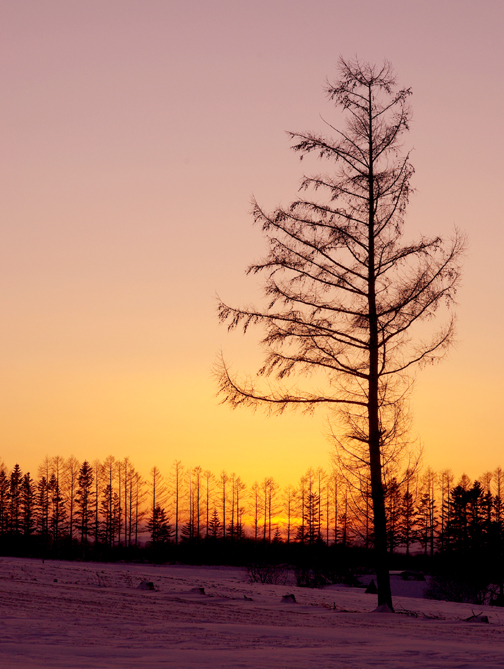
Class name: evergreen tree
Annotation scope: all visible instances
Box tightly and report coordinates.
[466,480,485,549]
[49,473,67,546]
[9,464,23,536]
[100,484,114,548]
[64,456,80,542]
[92,459,102,547]
[385,478,402,554]
[35,476,50,540]
[303,491,321,545]
[0,469,10,537]
[147,505,173,546]
[443,476,480,551]
[76,461,94,546]
[207,508,221,539]
[21,473,35,538]
[400,483,417,557]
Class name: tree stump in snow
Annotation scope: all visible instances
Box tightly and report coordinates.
[281,594,296,603]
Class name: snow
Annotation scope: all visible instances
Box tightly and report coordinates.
[1,557,504,667]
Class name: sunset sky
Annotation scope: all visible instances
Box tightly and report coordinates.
[1,0,503,487]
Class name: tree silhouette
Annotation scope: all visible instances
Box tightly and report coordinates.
[207,508,221,539]
[9,464,23,536]
[64,456,80,542]
[76,461,94,547]
[147,505,173,546]
[0,468,9,537]
[217,58,464,609]
[21,473,35,538]
[400,481,417,557]
[203,469,215,538]
[35,476,50,540]
[220,471,229,540]
[303,491,321,545]
[170,460,184,545]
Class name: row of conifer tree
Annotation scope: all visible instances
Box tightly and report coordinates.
[1,456,503,558]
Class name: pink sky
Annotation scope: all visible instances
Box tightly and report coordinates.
[1,0,503,485]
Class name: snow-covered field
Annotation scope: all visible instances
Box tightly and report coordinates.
[1,557,504,668]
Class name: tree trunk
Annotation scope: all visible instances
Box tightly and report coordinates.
[368,97,393,610]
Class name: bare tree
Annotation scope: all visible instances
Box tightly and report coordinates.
[416,467,438,556]
[331,470,339,545]
[282,484,296,543]
[216,58,464,609]
[220,471,229,539]
[92,458,102,546]
[228,472,237,539]
[439,468,454,552]
[101,456,117,548]
[49,455,67,545]
[316,467,326,540]
[259,477,279,542]
[183,466,203,540]
[35,475,50,540]
[121,458,138,547]
[494,467,504,529]
[116,460,122,544]
[400,473,418,557]
[169,460,184,544]
[132,470,146,546]
[122,458,131,547]
[203,469,215,538]
[249,481,260,541]
[296,473,308,543]
[234,476,247,539]
[63,456,80,542]
[38,456,51,485]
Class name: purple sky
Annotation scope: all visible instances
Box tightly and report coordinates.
[1,0,503,484]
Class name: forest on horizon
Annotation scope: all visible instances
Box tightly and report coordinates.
[0,454,503,565]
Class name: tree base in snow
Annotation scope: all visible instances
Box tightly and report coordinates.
[373,603,394,613]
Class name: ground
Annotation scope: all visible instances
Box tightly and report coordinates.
[1,557,504,668]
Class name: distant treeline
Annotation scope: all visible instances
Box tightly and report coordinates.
[1,456,504,565]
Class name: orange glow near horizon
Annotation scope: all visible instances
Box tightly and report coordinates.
[1,2,504,489]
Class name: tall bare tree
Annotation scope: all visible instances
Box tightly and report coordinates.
[64,456,80,542]
[101,456,117,548]
[249,481,260,541]
[216,58,464,609]
[132,470,146,547]
[170,460,184,544]
[203,469,215,538]
[234,475,247,539]
[50,455,67,547]
[282,484,296,543]
[220,471,229,539]
[92,458,102,546]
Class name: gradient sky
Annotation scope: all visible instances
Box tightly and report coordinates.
[2,0,503,487]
